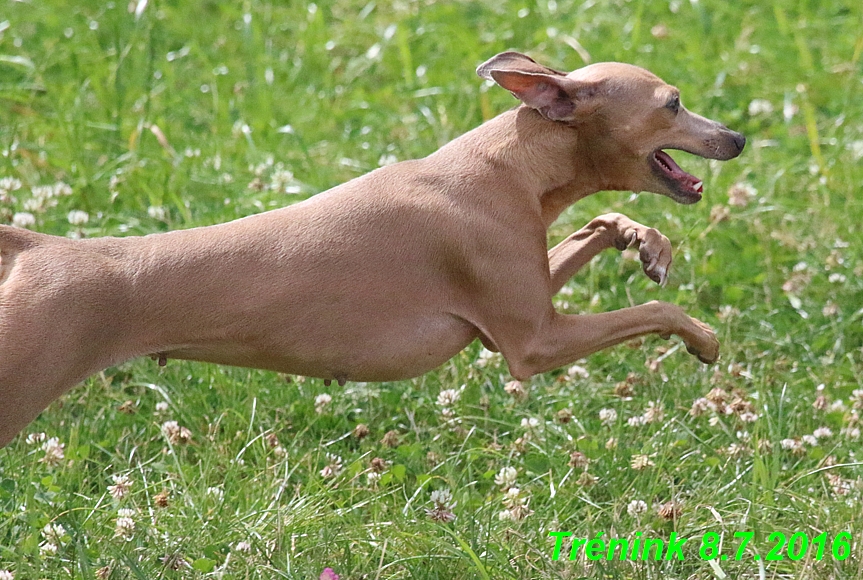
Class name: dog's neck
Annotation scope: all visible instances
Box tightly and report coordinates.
[435,107,613,228]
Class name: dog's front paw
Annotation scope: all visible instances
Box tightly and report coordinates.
[625,226,672,286]
[682,317,719,364]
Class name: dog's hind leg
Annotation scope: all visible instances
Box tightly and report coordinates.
[0,291,122,447]
[503,302,719,380]
[548,213,672,293]
[0,229,133,446]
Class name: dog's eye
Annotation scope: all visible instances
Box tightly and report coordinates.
[666,95,680,114]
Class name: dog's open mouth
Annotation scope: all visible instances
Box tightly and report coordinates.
[650,150,704,204]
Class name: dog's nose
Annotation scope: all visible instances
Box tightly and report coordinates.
[732,132,746,153]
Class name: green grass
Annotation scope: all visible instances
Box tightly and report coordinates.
[2,0,863,578]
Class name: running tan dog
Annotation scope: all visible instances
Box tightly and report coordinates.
[0,52,744,446]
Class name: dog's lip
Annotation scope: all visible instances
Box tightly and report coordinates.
[650,149,703,204]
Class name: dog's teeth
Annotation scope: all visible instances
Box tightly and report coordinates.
[694,181,703,192]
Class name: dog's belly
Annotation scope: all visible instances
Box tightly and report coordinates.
[162,312,480,382]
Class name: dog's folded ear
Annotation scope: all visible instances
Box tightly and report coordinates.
[476,51,567,79]
[477,51,598,123]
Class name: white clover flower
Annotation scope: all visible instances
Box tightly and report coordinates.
[66,210,88,226]
[503,487,522,501]
[626,499,648,517]
[627,415,646,427]
[234,541,252,553]
[161,420,192,444]
[269,168,295,193]
[690,397,717,417]
[319,453,343,478]
[494,466,518,489]
[497,509,514,521]
[41,437,65,466]
[11,212,35,228]
[430,489,453,505]
[829,400,847,413]
[813,427,833,439]
[32,185,54,200]
[802,435,818,446]
[114,509,136,540]
[501,486,532,521]
[26,432,47,445]
[436,388,461,408]
[739,411,759,423]
[717,305,741,321]
[566,364,590,379]
[378,153,398,167]
[154,401,169,415]
[314,393,332,413]
[41,523,66,545]
[780,438,805,454]
[630,454,654,470]
[147,205,167,220]
[826,472,851,497]
[425,488,457,522]
[724,443,748,458]
[367,471,382,485]
[21,197,40,212]
[206,486,224,500]
[520,417,540,429]
[642,401,665,424]
[39,542,58,557]
[747,99,773,116]
[0,569,14,580]
[728,182,757,207]
[53,181,73,196]
[503,380,527,400]
[476,348,500,368]
[598,408,617,425]
[0,177,22,191]
[568,451,589,469]
[841,427,860,439]
[108,474,133,500]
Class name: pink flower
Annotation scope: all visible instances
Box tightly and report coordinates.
[319,568,339,580]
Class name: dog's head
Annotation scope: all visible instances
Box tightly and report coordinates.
[477,52,745,204]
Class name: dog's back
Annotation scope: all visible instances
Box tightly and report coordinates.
[0,224,42,250]
[0,225,42,284]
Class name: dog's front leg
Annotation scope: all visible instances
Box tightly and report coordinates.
[502,303,719,380]
[480,212,716,378]
[548,212,672,294]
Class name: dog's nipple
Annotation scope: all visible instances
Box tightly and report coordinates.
[158,353,168,367]
[324,379,332,387]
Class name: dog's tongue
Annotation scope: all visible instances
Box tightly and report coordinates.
[655,150,703,193]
